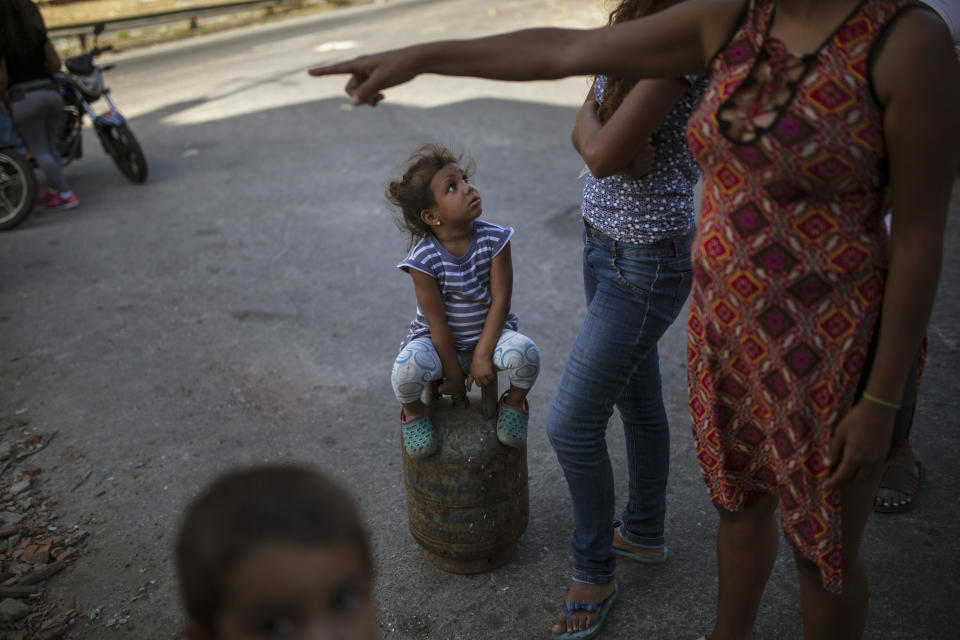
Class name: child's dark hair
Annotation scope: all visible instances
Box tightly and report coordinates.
[598,0,685,123]
[175,464,372,631]
[386,143,475,247]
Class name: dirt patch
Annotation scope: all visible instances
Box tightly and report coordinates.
[40,0,352,26]
[41,1,238,27]
[40,0,364,54]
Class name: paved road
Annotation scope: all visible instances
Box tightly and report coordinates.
[2,0,958,637]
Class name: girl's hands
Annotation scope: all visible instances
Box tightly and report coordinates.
[625,140,656,178]
[467,357,496,392]
[437,373,466,400]
[823,400,897,490]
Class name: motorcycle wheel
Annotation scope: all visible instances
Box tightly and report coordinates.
[99,123,148,184]
[0,148,38,231]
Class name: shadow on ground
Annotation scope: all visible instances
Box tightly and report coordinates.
[2,93,958,638]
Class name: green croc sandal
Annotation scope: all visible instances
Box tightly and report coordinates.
[497,393,528,448]
[401,409,438,459]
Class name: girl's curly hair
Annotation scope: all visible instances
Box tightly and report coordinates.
[597,0,684,123]
[386,144,475,248]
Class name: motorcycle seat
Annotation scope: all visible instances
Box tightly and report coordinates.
[65,55,95,75]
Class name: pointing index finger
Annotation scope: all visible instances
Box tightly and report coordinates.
[307,60,354,76]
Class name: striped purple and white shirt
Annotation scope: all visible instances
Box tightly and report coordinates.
[398,219,518,350]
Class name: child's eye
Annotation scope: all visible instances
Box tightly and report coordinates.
[253,615,297,638]
[331,585,363,613]
[446,182,456,192]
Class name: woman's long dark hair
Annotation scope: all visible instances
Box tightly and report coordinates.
[0,0,46,59]
[597,0,683,123]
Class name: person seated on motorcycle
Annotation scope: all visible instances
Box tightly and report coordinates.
[0,107,28,157]
[0,0,78,211]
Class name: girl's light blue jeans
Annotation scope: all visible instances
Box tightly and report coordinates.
[392,329,540,404]
[547,226,692,585]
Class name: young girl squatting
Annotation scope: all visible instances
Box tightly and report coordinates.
[388,144,540,458]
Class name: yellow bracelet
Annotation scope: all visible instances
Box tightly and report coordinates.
[861,391,901,410]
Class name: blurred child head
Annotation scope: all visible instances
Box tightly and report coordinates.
[386,143,475,247]
[176,464,377,640]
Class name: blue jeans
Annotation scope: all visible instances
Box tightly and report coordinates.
[8,82,70,193]
[546,225,693,585]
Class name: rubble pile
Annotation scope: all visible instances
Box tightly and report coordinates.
[0,423,88,639]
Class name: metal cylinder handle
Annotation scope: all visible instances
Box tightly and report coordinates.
[426,376,499,418]
[480,379,498,419]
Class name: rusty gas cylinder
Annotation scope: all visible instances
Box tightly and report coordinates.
[402,379,529,574]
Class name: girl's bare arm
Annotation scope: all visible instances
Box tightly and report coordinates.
[410,269,465,397]
[43,41,61,74]
[468,243,513,390]
[572,77,689,179]
[309,0,745,105]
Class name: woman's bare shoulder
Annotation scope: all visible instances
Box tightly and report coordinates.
[691,0,750,65]
[872,5,960,106]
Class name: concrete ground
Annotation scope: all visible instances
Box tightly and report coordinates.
[1,0,958,637]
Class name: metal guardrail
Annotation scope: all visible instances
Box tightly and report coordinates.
[47,0,297,42]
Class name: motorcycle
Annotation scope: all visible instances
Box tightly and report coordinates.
[57,24,148,184]
[0,143,37,231]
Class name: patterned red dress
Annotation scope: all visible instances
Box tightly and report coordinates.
[685,0,912,592]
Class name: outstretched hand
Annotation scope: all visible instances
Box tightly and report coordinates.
[308,51,413,106]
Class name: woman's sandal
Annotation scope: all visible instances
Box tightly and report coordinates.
[551,584,619,640]
[873,460,923,513]
[401,409,438,459]
[496,392,528,448]
[612,521,669,564]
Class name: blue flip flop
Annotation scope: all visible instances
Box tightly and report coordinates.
[613,545,669,564]
[552,584,618,640]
